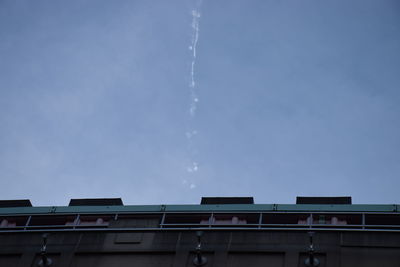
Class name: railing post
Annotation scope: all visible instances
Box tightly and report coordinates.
[24,216,31,231]
[362,213,365,229]
[160,213,166,228]
[258,213,263,229]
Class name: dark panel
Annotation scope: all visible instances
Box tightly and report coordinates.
[296,196,352,205]
[0,199,32,207]
[227,252,284,267]
[114,233,143,244]
[201,197,254,205]
[68,198,123,206]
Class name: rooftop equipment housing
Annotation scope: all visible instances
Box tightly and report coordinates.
[296,196,352,205]
[0,199,32,208]
[68,198,123,206]
[201,197,254,205]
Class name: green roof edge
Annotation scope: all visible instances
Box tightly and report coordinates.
[0,204,398,216]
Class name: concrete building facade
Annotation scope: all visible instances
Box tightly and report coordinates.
[0,197,399,267]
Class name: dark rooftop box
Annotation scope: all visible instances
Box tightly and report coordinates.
[0,199,32,208]
[296,196,352,205]
[201,197,254,205]
[69,198,123,206]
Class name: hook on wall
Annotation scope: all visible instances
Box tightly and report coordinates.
[193,231,207,266]
[305,232,319,267]
[38,234,52,267]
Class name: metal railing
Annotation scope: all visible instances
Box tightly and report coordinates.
[1,211,400,233]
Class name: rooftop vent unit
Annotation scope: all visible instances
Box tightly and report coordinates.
[201,197,254,205]
[0,199,32,208]
[68,198,123,206]
[296,196,352,205]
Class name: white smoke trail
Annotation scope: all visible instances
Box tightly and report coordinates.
[184,0,203,189]
[190,10,201,59]
[188,3,202,118]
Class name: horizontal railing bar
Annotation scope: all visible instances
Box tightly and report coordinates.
[1,227,400,234]
[160,224,260,226]
[1,211,400,217]
[160,223,400,228]
[3,223,400,230]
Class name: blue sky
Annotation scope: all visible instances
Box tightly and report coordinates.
[0,0,399,206]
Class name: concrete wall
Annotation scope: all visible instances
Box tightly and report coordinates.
[1,230,400,267]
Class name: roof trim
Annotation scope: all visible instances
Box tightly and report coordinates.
[0,204,398,216]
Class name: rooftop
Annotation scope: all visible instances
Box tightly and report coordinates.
[0,197,399,234]
[0,196,398,215]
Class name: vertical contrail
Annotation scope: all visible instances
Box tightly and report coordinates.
[184,0,203,189]
[188,1,202,118]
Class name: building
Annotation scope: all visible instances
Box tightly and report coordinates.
[0,196,400,266]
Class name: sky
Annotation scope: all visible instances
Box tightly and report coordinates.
[0,0,399,206]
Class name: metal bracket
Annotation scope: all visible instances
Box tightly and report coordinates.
[305,232,319,267]
[38,234,52,266]
[193,231,207,266]
[305,257,319,267]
